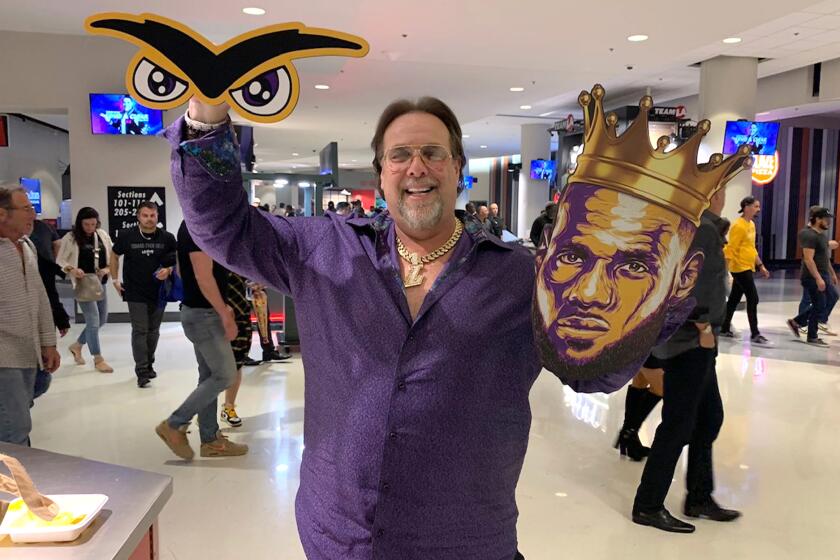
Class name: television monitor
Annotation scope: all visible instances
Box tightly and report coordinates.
[89,94,164,135]
[19,177,41,214]
[463,176,475,190]
[530,159,556,181]
[722,121,780,156]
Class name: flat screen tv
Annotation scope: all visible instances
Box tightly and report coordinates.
[722,120,780,156]
[19,177,41,214]
[89,94,164,136]
[530,159,556,181]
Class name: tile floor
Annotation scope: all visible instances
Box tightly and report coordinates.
[21,275,840,559]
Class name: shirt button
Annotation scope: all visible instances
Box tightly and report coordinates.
[389,431,397,440]
[397,381,406,391]
[382,482,390,492]
[376,528,385,537]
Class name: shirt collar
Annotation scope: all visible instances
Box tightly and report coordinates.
[347,210,513,251]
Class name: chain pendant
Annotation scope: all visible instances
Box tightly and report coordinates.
[404,254,425,288]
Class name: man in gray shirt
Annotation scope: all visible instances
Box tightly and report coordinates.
[0,183,60,445]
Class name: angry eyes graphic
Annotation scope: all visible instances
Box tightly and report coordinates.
[85,13,369,123]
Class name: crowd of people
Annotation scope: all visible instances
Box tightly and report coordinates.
[1,92,838,556]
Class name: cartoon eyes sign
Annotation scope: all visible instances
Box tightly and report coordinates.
[85,13,369,123]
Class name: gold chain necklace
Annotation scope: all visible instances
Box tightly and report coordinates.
[396,219,464,288]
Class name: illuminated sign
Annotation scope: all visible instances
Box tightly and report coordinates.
[752,151,779,185]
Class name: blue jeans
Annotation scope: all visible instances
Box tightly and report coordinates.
[168,306,236,443]
[798,279,839,324]
[77,293,108,356]
[0,367,37,445]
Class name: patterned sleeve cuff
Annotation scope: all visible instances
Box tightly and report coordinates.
[179,124,240,180]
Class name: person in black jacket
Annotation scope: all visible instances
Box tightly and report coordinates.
[529,202,557,247]
[632,188,742,534]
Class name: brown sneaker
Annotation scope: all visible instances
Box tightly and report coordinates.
[94,355,113,373]
[69,342,85,365]
[200,432,249,457]
[155,420,194,460]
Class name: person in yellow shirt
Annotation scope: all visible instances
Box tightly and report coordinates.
[720,196,770,344]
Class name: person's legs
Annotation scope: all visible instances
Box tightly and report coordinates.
[685,356,723,505]
[146,303,165,373]
[77,300,101,355]
[799,288,812,317]
[0,368,37,446]
[616,365,663,461]
[167,307,236,443]
[634,347,713,513]
[128,301,152,377]
[820,276,838,324]
[739,270,760,337]
[721,273,745,333]
[793,278,822,338]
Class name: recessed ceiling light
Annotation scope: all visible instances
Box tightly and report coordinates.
[520,105,532,110]
[480,145,488,149]
[462,134,470,138]
[242,7,266,15]
[351,159,357,162]
[539,111,555,117]
[509,87,525,92]
[292,152,299,156]
[314,84,330,90]
[723,37,742,44]
[627,34,648,42]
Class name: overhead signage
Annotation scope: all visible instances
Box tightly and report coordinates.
[649,106,687,122]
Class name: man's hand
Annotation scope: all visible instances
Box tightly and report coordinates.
[817,277,827,292]
[41,346,60,373]
[155,267,172,281]
[188,97,230,125]
[58,328,68,338]
[97,268,109,280]
[73,268,85,279]
[221,305,237,341]
[113,280,125,295]
[696,322,716,349]
[830,240,839,251]
[758,265,770,279]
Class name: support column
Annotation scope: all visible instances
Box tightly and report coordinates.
[699,56,758,218]
[517,123,551,239]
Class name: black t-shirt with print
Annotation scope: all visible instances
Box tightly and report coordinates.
[113,227,177,303]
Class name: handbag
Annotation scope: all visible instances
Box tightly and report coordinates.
[158,268,183,307]
[73,232,105,303]
[74,273,104,302]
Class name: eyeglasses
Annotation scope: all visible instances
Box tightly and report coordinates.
[3,204,36,213]
[382,144,452,171]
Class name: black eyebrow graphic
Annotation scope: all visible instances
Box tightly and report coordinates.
[89,17,366,99]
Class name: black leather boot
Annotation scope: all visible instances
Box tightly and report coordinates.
[614,387,662,461]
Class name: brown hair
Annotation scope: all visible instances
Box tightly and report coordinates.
[136,201,159,215]
[370,97,465,192]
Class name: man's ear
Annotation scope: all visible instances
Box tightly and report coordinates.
[672,249,704,302]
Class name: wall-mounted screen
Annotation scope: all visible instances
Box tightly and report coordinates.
[530,159,556,181]
[20,177,41,214]
[89,94,164,135]
[722,120,780,156]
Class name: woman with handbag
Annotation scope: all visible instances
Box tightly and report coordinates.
[57,207,114,373]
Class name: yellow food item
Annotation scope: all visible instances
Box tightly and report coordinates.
[6,500,86,529]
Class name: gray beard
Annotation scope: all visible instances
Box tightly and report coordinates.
[397,192,444,231]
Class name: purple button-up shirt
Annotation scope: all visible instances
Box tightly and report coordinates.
[166,119,542,559]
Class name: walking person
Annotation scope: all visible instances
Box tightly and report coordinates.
[633,189,741,533]
[110,201,177,387]
[57,207,114,373]
[787,206,839,346]
[720,196,770,344]
[221,271,252,427]
[0,183,60,445]
[614,357,663,461]
[155,221,248,460]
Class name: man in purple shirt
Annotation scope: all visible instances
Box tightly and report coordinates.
[166,96,611,559]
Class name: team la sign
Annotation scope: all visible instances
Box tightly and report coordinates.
[752,151,779,185]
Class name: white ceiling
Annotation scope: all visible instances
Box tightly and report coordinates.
[5,1,840,171]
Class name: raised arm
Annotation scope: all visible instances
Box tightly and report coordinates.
[165,98,329,295]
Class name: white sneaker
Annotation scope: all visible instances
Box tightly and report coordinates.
[818,323,838,336]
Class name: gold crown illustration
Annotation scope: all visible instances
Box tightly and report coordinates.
[570,84,753,225]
